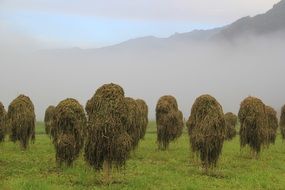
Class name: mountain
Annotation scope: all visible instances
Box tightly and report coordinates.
[93,0,285,51]
[216,0,285,40]
[40,0,285,54]
[169,27,224,42]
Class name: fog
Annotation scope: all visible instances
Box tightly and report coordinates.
[1,30,285,121]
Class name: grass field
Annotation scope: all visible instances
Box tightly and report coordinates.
[0,122,285,190]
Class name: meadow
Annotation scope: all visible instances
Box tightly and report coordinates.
[0,122,285,190]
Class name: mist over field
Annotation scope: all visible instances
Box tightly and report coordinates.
[1,0,285,120]
[1,36,284,120]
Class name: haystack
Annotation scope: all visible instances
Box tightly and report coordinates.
[186,95,225,169]
[44,105,56,136]
[280,105,285,140]
[238,96,268,156]
[156,95,184,150]
[84,83,132,179]
[0,102,6,142]
[136,99,148,139]
[125,97,141,150]
[224,112,237,140]
[7,95,35,149]
[265,106,278,144]
[53,98,87,166]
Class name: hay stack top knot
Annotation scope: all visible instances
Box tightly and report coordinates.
[8,95,35,114]
[86,83,126,120]
[7,94,35,125]
[190,95,223,120]
[188,95,225,139]
[95,83,124,100]
[238,96,267,123]
[55,98,86,131]
[156,95,178,114]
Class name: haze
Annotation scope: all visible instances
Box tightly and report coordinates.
[0,0,284,120]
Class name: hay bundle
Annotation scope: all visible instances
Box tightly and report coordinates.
[7,95,35,149]
[53,98,87,166]
[125,97,141,150]
[156,95,184,150]
[44,105,56,136]
[0,102,6,142]
[238,97,268,155]
[136,99,148,139]
[224,112,237,140]
[186,95,225,169]
[84,83,132,176]
[265,106,278,144]
[280,105,285,140]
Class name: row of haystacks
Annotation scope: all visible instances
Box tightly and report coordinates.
[185,94,281,170]
[42,83,148,170]
[280,105,285,140]
[187,95,226,169]
[2,90,284,176]
[52,98,87,166]
[83,83,148,181]
[156,95,184,150]
[224,112,237,141]
[0,102,6,142]
[6,95,36,150]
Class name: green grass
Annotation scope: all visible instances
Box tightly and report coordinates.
[0,122,285,190]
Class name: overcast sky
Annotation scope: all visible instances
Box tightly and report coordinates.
[0,0,280,48]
